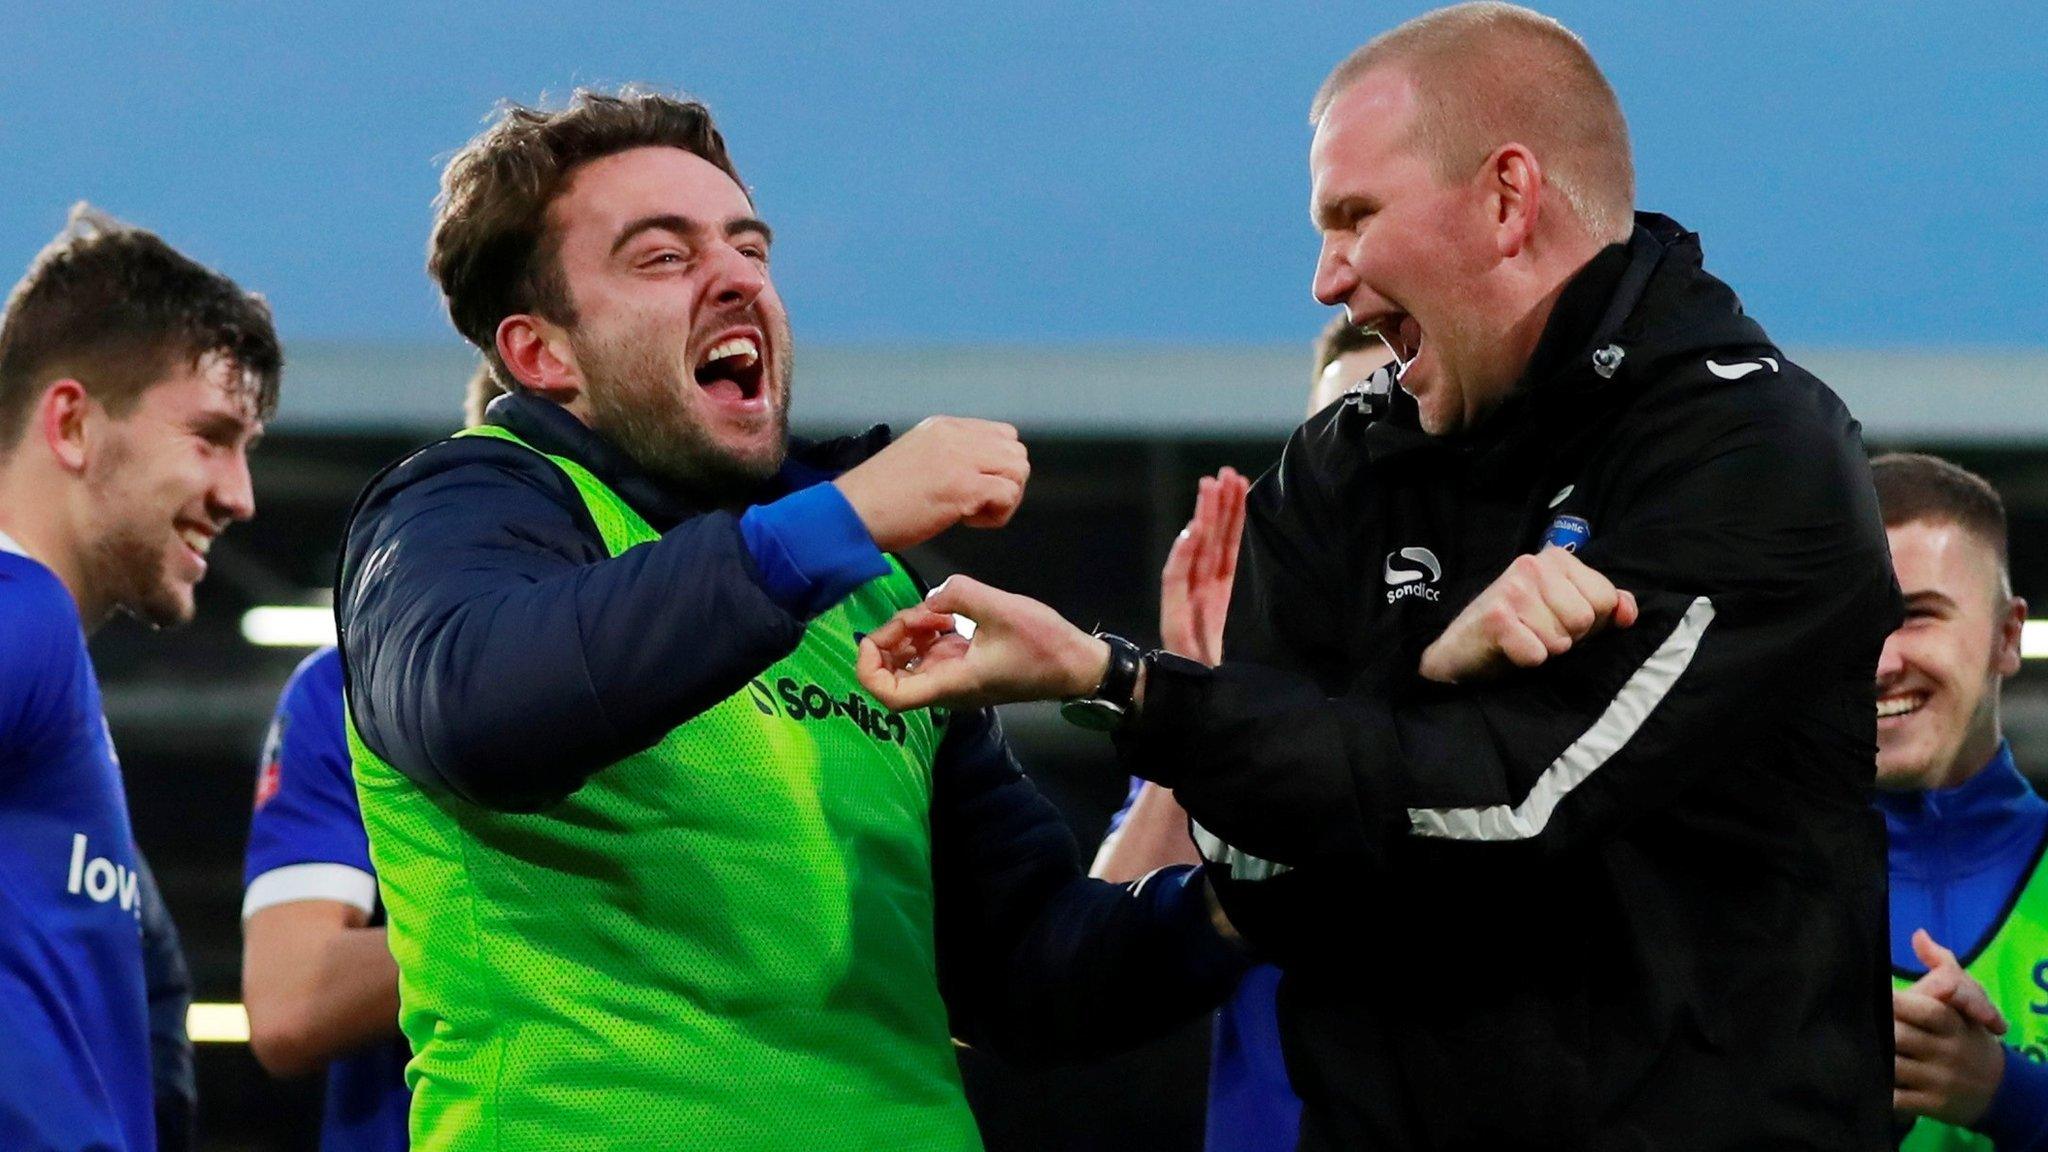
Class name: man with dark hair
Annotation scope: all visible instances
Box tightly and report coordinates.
[1306,312,1392,415]
[1870,453,2048,1150]
[860,4,1903,1148]
[339,89,1238,1150]
[0,204,279,1151]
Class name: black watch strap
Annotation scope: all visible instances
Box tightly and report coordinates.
[1059,632,1144,731]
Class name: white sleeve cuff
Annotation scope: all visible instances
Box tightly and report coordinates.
[242,863,378,921]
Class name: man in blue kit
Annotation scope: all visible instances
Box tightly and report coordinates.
[0,205,280,1150]
[1874,453,2048,1150]
[237,364,500,1152]
[242,645,410,1151]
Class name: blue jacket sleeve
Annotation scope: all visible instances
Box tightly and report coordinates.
[339,439,809,811]
[738,481,888,618]
[1977,1045,2048,1149]
[929,705,1246,1065]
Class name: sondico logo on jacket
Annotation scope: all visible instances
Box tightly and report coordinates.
[64,833,140,919]
[1385,546,1443,603]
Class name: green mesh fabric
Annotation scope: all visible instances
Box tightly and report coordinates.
[351,424,981,1151]
[1893,848,2048,1152]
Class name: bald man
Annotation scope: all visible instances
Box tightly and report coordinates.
[857,4,1902,1148]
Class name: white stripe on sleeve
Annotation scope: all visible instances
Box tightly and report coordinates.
[1191,821,1292,881]
[242,862,378,920]
[1407,596,1717,842]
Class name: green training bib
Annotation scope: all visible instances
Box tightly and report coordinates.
[351,425,981,1151]
[1896,842,2048,1152]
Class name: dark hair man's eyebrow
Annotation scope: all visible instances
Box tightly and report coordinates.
[610,214,774,256]
[726,217,773,247]
[611,214,695,256]
[1902,589,1960,612]
[189,407,261,446]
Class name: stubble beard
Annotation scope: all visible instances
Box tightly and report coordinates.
[573,321,794,503]
[82,436,193,630]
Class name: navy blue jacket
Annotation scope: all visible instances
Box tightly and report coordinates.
[137,854,194,1152]
[336,392,1240,1064]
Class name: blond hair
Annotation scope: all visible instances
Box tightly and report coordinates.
[1313,3,1634,241]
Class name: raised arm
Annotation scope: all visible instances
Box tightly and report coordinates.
[341,417,1029,811]
[1094,468,1247,881]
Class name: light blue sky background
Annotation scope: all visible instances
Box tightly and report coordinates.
[1,3,2040,347]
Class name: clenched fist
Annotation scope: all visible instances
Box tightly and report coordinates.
[1894,929,2009,1127]
[1419,546,1638,684]
[833,416,1030,552]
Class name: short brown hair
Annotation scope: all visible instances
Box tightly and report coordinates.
[1313,314,1379,383]
[462,358,506,428]
[0,203,281,452]
[1312,2,1634,241]
[429,88,744,387]
[1871,453,2009,571]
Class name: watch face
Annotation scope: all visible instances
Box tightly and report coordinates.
[1059,697,1126,733]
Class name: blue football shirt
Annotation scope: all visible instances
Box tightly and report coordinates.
[242,646,409,1152]
[0,536,153,1152]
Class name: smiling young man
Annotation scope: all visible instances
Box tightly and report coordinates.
[1871,454,2048,1151]
[0,206,279,1151]
[858,4,1902,1149]
[337,89,1239,1151]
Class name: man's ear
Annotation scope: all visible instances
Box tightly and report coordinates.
[496,314,581,403]
[1486,142,1543,260]
[39,379,94,474]
[1997,594,2028,678]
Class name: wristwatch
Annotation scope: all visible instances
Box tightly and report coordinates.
[1059,631,1143,731]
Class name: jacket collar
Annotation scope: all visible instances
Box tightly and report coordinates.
[1362,212,1733,468]
[483,390,892,531]
[1513,235,1634,394]
[1876,742,2048,880]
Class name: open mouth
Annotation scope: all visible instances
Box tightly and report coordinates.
[692,332,766,403]
[1876,692,1926,720]
[176,523,215,559]
[1355,311,1423,375]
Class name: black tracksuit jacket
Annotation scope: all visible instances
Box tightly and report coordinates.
[1119,214,1901,1150]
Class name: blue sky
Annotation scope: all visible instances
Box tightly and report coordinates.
[1,2,2040,346]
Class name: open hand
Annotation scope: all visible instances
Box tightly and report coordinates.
[1418,546,1638,684]
[1160,468,1247,666]
[857,575,1106,712]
